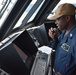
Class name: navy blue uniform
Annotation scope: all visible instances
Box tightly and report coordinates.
[53,25,76,75]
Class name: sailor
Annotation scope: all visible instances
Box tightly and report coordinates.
[48,3,76,75]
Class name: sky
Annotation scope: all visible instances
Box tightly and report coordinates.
[48,0,76,18]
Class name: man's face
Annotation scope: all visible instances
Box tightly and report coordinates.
[55,15,69,30]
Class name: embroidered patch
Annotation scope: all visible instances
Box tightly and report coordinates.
[61,43,70,52]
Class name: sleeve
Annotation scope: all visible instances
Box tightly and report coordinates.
[49,37,59,50]
[49,29,62,49]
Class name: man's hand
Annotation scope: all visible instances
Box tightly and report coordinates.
[48,27,58,41]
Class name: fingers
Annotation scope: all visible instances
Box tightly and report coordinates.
[48,28,55,40]
[50,27,54,33]
[48,28,52,37]
[48,27,56,36]
[49,27,57,33]
[48,28,54,35]
[48,27,58,41]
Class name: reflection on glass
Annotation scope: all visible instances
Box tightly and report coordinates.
[14,0,37,29]
[0,0,18,28]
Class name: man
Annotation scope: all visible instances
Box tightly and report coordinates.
[48,3,76,75]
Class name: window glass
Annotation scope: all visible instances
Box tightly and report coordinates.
[14,0,45,29]
[0,0,18,28]
[47,0,76,19]
[0,0,7,12]
[14,0,37,28]
[28,0,45,22]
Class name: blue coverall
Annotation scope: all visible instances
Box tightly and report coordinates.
[52,25,76,75]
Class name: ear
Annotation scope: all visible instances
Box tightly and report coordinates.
[66,16,71,22]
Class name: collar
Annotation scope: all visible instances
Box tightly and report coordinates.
[58,25,76,45]
[67,25,76,39]
[58,24,76,41]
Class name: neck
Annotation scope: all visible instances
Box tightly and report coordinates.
[65,21,76,36]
